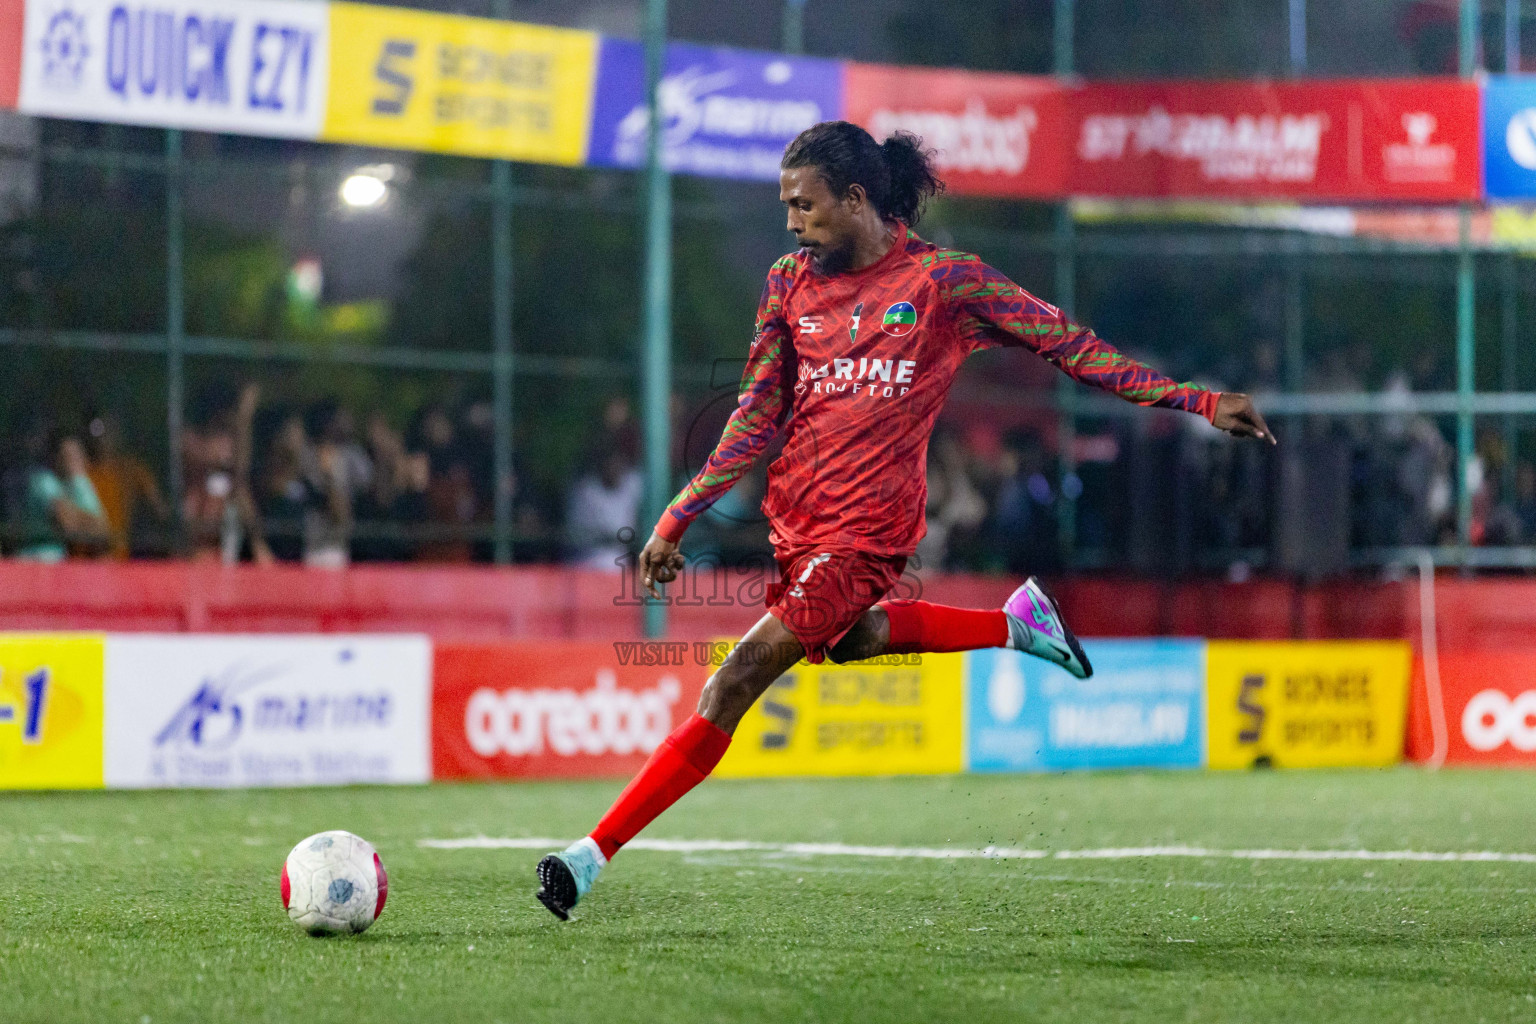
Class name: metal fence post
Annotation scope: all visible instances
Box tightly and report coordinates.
[642,0,672,639]
[782,0,807,54]
[1054,0,1077,566]
[1456,0,1479,552]
[165,129,185,545]
[492,159,515,565]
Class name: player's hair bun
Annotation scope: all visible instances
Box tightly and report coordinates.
[782,121,946,226]
[877,130,945,227]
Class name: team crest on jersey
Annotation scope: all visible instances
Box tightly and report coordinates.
[881,301,917,336]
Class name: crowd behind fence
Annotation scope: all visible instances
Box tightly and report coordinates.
[7,375,1535,577]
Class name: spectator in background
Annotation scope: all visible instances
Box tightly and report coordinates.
[183,382,268,563]
[353,413,429,562]
[310,402,373,508]
[565,447,643,570]
[255,409,350,567]
[181,388,238,558]
[915,426,987,571]
[85,410,170,559]
[988,428,1061,575]
[1516,461,1536,542]
[410,405,477,562]
[18,429,110,561]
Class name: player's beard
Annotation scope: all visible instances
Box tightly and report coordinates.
[807,238,856,276]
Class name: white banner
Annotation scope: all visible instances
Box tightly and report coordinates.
[19,0,328,137]
[105,635,429,788]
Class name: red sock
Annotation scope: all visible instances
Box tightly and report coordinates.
[879,599,1008,654]
[589,714,732,861]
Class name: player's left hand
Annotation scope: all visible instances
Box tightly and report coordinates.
[639,531,686,600]
[1212,392,1277,445]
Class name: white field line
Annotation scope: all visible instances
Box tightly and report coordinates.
[417,836,1536,865]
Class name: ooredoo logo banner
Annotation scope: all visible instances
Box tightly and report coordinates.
[104,634,431,788]
[844,62,1071,198]
[1405,651,1536,765]
[433,642,707,780]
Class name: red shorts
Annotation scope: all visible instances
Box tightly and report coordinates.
[765,546,909,664]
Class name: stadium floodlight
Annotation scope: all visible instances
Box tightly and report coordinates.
[340,165,394,209]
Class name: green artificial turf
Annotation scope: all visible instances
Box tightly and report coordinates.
[3,769,1536,1023]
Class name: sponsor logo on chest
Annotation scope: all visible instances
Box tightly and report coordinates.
[795,356,918,400]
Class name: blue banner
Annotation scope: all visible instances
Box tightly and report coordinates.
[966,641,1206,773]
[1484,76,1536,199]
[587,38,843,181]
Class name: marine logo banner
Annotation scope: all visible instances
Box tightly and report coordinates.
[17,0,328,136]
[587,38,842,180]
[104,635,430,788]
[321,2,596,165]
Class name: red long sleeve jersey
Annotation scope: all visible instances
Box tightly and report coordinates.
[655,224,1220,557]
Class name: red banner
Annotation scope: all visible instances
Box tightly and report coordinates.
[433,642,709,780]
[846,66,1480,203]
[1072,80,1479,203]
[0,0,21,110]
[844,63,1072,198]
[1405,651,1536,765]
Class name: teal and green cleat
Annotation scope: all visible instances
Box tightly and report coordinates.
[1002,576,1093,679]
[535,837,607,921]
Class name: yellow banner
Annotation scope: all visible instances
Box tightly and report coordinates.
[322,3,597,165]
[0,636,105,789]
[1205,641,1411,769]
[716,651,964,778]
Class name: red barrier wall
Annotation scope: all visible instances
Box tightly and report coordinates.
[0,560,1527,647]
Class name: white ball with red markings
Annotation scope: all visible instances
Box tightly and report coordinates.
[281,831,388,936]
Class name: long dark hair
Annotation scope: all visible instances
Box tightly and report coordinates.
[781,121,945,226]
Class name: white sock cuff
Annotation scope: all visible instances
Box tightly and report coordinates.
[572,835,608,868]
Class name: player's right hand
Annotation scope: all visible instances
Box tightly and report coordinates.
[639,531,685,600]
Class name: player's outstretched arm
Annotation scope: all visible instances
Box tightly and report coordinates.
[643,258,798,592]
[1212,392,1277,444]
[942,255,1249,430]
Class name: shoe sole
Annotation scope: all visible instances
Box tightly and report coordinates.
[1028,578,1094,680]
[535,854,577,921]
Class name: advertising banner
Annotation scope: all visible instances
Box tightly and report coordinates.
[321,2,596,165]
[1,0,21,108]
[104,635,430,788]
[966,641,1205,773]
[0,634,104,789]
[433,641,707,779]
[715,651,963,778]
[1205,641,1411,769]
[587,38,841,181]
[1070,80,1480,203]
[1405,651,1536,765]
[17,0,327,137]
[1483,76,1536,199]
[844,62,1070,198]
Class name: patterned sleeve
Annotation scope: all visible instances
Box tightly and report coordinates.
[653,256,797,543]
[933,252,1219,422]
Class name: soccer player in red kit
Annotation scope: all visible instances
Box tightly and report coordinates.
[535,121,1275,919]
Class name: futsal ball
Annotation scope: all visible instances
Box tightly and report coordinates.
[281,830,388,935]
